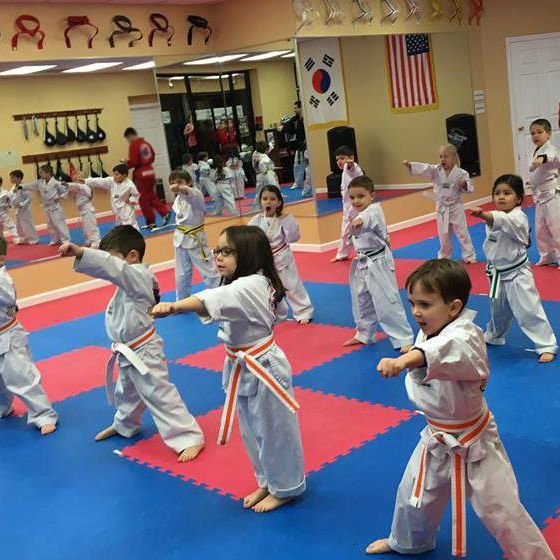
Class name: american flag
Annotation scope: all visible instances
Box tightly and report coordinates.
[385,34,438,112]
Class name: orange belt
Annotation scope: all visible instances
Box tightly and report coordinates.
[105,326,156,404]
[410,407,492,557]
[0,316,18,334]
[218,335,299,445]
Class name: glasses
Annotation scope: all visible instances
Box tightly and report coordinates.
[212,247,237,257]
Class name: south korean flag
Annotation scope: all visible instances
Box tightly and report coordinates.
[298,37,348,129]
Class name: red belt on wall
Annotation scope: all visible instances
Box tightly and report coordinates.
[64,16,99,49]
[11,15,45,51]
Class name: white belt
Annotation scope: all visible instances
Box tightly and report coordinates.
[105,326,156,404]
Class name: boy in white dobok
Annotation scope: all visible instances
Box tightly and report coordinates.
[64,173,101,248]
[404,144,476,263]
[0,178,19,243]
[470,174,556,363]
[169,169,220,300]
[85,164,140,231]
[343,176,413,351]
[366,259,554,559]
[22,164,70,246]
[59,226,204,462]
[331,145,363,263]
[0,236,57,435]
[9,170,38,245]
[526,118,560,268]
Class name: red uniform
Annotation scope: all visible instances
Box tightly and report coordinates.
[127,137,168,225]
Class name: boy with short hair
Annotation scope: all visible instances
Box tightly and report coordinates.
[366,259,554,559]
[182,153,200,192]
[197,152,217,204]
[59,226,205,462]
[85,164,140,231]
[22,164,70,245]
[331,145,363,263]
[169,170,220,300]
[0,178,19,244]
[343,175,413,351]
[0,236,57,434]
[9,170,38,245]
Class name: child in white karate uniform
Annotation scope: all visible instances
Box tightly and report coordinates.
[0,236,57,435]
[252,141,279,208]
[169,169,221,300]
[342,176,414,351]
[0,179,19,243]
[226,145,247,199]
[404,144,477,263]
[152,225,305,513]
[197,152,217,204]
[59,226,204,462]
[211,155,239,216]
[9,170,38,245]
[181,153,199,192]
[85,164,140,231]
[470,174,557,363]
[331,145,363,262]
[249,185,313,323]
[23,164,70,246]
[64,175,101,248]
[366,259,555,559]
[526,118,560,267]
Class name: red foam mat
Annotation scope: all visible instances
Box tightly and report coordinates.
[121,387,413,500]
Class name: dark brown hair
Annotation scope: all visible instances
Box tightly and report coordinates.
[348,175,375,193]
[100,225,146,261]
[169,169,192,185]
[259,185,284,216]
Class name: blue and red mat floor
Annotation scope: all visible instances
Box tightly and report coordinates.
[3,203,560,559]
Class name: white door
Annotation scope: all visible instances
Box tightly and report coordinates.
[507,34,560,182]
[129,103,172,201]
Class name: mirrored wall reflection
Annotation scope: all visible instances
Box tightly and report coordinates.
[0,57,179,270]
[154,40,319,218]
[297,32,479,216]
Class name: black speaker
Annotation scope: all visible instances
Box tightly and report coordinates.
[327,172,342,198]
[446,114,480,177]
[327,126,358,175]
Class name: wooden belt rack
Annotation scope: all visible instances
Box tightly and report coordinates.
[13,108,103,121]
[22,146,108,164]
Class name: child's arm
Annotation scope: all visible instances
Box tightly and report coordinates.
[469,206,494,227]
[86,177,113,191]
[279,214,301,243]
[55,181,69,200]
[530,152,560,171]
[64,182,92,198]
[21,180,40,193]
[403,161,438,180]
[377,349,426,378]
[457,171,474,193]
[474,208,528,245]
[151,296,207,317]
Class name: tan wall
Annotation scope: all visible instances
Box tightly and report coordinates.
[307,32,474,188]
[0,70,158,222]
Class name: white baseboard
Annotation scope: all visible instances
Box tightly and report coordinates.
[33,210,115,234]
[315,183,430,195]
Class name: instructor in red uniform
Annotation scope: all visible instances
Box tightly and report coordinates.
[124,127,170,229]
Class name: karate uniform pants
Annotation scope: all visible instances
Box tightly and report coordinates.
[78,203,101,248]
[15,208,38,244]
[111,336,204,453]
[436,202,476,261]
[388,420,555,559]
[277,252,314,322]
[350,255,414,349]
[484,267,557,355]
[0,326,58,428]
[174,244,221,300]
[535,194,560,264]
[0,210,18,241]
[45,204,70,244]
[133,171,168,226]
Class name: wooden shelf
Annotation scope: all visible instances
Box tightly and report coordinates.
[13,108,103,122]
[22,145,108,164]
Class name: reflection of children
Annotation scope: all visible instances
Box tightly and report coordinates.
[9,170,38,245]
[366,259,555,559]
[197,152,217,204]
[64,174,101,248]
[181,153,199,192]
[470,174,557,363]
[211,156,239,216]
[169,170,220,300]
[343,176,413,350]
[0,236,57,435]
[249,185,313,323]
[86,164,140,230]
[252,141,279,206]
[526,118,560,267]
[226,145,246,199]
[0,178,18,244]
[403,144,476,263]
[22,164,70,246]
[331,145,362,263]
[59,226,205,462]
[151,225,306,513]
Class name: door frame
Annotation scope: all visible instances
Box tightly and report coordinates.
[506,32,560,176]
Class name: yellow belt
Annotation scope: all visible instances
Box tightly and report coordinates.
[176,223,208,260]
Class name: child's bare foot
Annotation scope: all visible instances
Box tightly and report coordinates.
[40,424,57,436]
[252,494,294,513]
[243,488,269,509]
[95,426,119,441]
[365,538,392,554]
[399,345,413,354]
[539,352,555,363]
[297,318,311,325]
[178,444,204,462]
[343,337,365,347]
[330,256,349,263]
